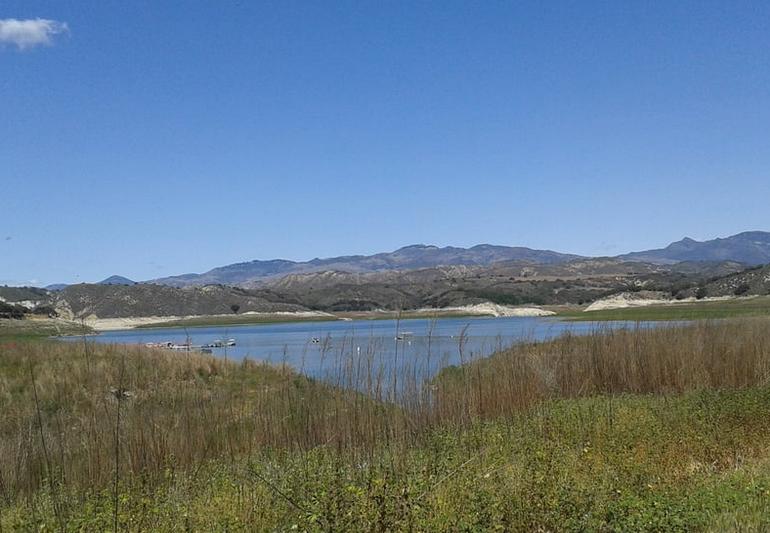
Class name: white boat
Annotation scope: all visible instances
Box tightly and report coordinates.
[145,341,197,350]
[204,338,236,348]
[169,342,194,350]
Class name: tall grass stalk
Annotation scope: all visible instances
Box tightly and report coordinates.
[1,319,770,515]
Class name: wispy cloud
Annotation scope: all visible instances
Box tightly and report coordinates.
[0,279,39,287]
[0,18,69,50]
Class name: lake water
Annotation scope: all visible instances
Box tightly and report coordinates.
[64,316,666,385]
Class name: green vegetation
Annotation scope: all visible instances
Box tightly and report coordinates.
[335,309,492,321]
[134,313,339,329]
[142,309,498,329]
[3,320,770,530]
[560,296,770,321]
[0,317,92,339]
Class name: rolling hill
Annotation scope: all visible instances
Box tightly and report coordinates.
[147,232,769,288]
[98,275,136,285]
[0,258,758,318]
[150,244,582,287]
[694,263,770,298]
[51,284,306,319]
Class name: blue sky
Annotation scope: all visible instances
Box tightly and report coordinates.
[2,1,770,286]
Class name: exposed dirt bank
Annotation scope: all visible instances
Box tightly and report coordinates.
[584,292,744,312]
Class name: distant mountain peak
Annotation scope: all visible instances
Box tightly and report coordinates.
[734,230,770,241]
[619,231,770,265]
[149,244,581,287]
[98,275,136,285]
[396,244,436,251]
[145,231,769,288]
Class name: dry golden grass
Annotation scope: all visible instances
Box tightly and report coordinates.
[2,318,770,530]
[0,340,404,501]
[432,319,770,422]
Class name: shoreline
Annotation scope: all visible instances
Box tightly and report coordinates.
[80,304,556,332]
[12,297,769,337]
[87,311,338,331]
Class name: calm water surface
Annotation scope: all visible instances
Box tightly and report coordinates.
[65,316,667,383]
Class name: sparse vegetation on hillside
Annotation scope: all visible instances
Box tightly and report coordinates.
[54,283,307,318]
[4,259,766,320]
[708,264,770,297]
[151,244,583,287]
[258,259,748,312]
[149,232,770,288]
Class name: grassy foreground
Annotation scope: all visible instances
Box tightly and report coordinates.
[560,295,770,321]
[2,320,770,530]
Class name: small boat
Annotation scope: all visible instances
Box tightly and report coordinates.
[145,341,176,349]
[204,338,236,348]
[310,337,321,344]
[395,332,414,341]
[169,342,194,351]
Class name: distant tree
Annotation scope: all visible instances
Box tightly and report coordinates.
[0,301,25,319]
[734,283,751,296]
[31,305,58,317]
[695,287,708,300]
[230,304,240,314]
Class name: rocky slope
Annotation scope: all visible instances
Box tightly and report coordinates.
[259,258,740,311]
[51,284,307,319]
[694,264,770,298]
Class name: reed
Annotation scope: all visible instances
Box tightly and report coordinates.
[431,319,770,423]
[1,318,770,529]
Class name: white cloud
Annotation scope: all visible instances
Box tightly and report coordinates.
[0,18,68,50]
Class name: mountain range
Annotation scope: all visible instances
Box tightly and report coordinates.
[5,231,769,318]
[3,255,756,319]
[147,231,770,288]
[46,275,135,291]
[38,231,770,290]
[617,231,770,265]
[149,244,580,287]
